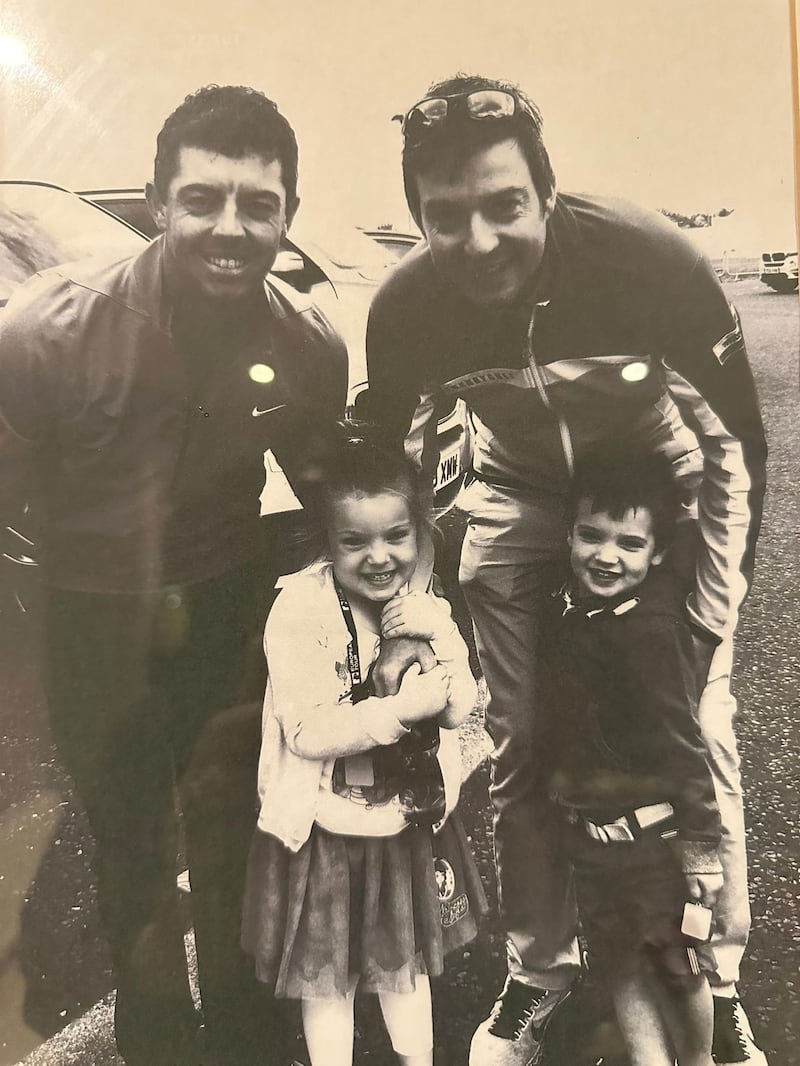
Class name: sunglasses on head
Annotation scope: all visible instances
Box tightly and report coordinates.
[401,89,537,146]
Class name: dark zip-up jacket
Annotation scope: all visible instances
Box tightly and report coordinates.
[0,237,347,592]
[363,193,767,642]
[537,567,721,871]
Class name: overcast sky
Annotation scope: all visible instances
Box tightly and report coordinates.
[1,0,797,238]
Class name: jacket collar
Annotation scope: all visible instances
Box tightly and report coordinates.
[530,194,582,305]
[556,582,640,620]
[128,236,171,332]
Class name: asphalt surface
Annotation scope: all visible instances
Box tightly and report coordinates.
[0,279,797,1065]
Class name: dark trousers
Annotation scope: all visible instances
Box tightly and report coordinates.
[44,562,284,1066]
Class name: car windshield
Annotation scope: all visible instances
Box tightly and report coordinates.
[290,214,396,281]
[0,183,145,306]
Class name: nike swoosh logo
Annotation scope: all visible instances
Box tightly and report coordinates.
[252,404,286,417]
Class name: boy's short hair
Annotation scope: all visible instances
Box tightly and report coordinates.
[567,443,684,549]
[153,85,299,204]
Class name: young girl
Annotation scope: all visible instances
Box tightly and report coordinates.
[242,430,483,1066]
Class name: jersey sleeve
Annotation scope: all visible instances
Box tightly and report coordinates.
[426,590,478,729]
[359,273,442,493]
[659,252,767,639]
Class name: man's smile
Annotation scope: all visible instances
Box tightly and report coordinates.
[205,255,249,272]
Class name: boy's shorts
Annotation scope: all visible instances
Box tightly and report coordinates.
[566,822,716,979]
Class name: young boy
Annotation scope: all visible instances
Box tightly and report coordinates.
[537,445,723,1066]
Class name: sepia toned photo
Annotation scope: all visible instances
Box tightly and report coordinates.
[1,2,798,1064]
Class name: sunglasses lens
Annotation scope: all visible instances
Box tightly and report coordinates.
[413,98,449,124]
[466,90,517,119]
[403,89,523,144]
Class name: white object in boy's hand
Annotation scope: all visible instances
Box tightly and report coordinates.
[681,901,713,941]
[685,869,723,911]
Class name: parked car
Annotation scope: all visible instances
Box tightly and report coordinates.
[80,189,472,511]
[78,187,156,238]
[361,229,421,261]
[759,248,798,293]
[1,181,145,306]
[0,182,148,587]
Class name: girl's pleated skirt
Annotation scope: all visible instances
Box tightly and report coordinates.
[241,812,486,1000]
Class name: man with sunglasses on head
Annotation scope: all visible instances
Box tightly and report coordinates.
[360,74,767,1066]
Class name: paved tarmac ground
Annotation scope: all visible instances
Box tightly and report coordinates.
[0,279,798,1065]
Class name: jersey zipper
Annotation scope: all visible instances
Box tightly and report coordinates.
[524,302,575,476]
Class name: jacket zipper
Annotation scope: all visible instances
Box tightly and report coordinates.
[524,303,575,476]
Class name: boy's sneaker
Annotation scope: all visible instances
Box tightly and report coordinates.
[469,976,570,1066]
[712,996,768,1065]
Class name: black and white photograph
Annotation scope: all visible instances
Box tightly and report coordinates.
[0,2,798,1065]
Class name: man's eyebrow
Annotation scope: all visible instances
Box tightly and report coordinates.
[485,186,530,199]
[240,189,282,202]
[422,196,459,214]
[424,187,530,211]
[177,184,280,203]
[177,183,218,196]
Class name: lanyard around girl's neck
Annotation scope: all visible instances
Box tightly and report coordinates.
[333,578,363,689]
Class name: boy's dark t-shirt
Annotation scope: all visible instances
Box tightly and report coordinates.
[538,565,721,861]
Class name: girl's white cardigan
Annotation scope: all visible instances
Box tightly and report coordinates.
[256,562,477,851]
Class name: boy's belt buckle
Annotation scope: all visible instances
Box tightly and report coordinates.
[585,816,635,843]
[583,802,675,844]
[635,801,674,830]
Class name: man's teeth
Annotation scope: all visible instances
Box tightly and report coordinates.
[366,573,393,583]
[208,256,246,271]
